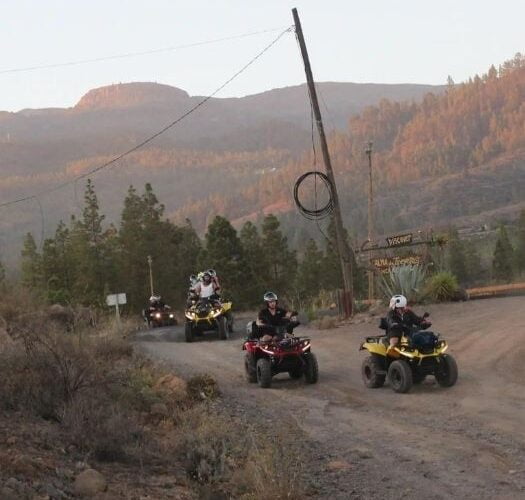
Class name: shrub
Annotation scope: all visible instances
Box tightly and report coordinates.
[424,271,460,302]
[378,264,427,303]
[186,374,220,401]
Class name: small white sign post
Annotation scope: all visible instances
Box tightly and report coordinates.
[106,293,127,329]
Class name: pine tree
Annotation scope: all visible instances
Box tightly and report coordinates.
[320,219,366,297]
[69,180,109,306]
[21,232,43,291]
[0,259,5,287]
[240,221,266,303]
[464,241,484,285]
[492,225,515,282]
[447,227,468,284]
[296,239,324,301]
[515,210,525,274]
[199,215,249,306]
[260,214,297,295]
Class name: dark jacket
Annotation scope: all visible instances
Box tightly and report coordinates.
[386,308,425,338]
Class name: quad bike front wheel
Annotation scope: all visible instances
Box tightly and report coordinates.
[388,360,413,393]
[256,358,272,388]
[435,354,458,387]
[184,322,194,343]
[361,355,386,388]
[245,353,257,383]
[217,316,228,340]
[304,352,319,384]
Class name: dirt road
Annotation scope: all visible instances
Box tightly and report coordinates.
[136,296,525,499]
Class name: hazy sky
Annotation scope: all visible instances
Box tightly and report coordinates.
[1,0,524,112]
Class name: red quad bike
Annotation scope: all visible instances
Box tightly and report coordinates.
[242,320,319,388]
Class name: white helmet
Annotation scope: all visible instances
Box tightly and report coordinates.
[389,294,407,310]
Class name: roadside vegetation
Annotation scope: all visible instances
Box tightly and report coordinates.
[0,290,304,499]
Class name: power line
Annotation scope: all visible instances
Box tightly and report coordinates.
[0,27,289,75]
[0,26,293,210]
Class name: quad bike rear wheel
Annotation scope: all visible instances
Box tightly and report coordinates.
[256,358,272,388]
[217,316,228,340]
[245,353,257,383]
[361,355,386,388]
[304,352,319,384]
[184,322,194,343]
[388,360,413,393]
[435,354,458,387]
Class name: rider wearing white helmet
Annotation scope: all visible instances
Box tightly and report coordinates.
[386,294,429,355]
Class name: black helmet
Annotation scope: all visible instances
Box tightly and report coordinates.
[263,291,278,303]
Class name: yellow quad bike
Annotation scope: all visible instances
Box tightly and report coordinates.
[359,315,458,393]
[184,298,233,342]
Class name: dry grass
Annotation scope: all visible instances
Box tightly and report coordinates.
[312,315,339,330]
[0,290,305,498]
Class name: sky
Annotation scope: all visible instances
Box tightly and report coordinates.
[1,0,524,112]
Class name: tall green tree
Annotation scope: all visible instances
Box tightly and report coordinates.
[68,180,113,306]
[0,259,5,288]
[492,224,515,282]
[240,221,266,303]
[464,241,484,285]
[260,214,297,295]
[516,210,525,274]
[21,232,43,291]
[199,215,249,306]
[447,227,468,284]
[321,218,366,298]
[296,239,324,301]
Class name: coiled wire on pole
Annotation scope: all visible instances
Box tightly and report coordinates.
[293,170,334,220]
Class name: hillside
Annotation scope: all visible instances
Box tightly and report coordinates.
[173,54,525,238]
[0,80,441,265]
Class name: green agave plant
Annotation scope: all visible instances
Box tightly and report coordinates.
[378,264,427,303]
[424,271,459,302]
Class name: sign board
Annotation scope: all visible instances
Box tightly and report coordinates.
[106,293,127,306]
[386,233,413,247]
[371,254,423,272]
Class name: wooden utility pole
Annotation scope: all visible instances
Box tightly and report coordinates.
[365,141,374,301]
[292,7,354,317]
[147,255,154,295]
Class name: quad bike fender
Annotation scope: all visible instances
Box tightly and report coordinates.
[361,341,387,357]
[222,302,232,312]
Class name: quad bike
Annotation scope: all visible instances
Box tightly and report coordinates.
[243,320,318,388]
[359,313,458,393]
[184,297,233,342]
[144,307,177,328]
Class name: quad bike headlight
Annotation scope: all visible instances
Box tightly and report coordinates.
[212,309,222,318]
[155,313,161,319]
[169,314,174,318]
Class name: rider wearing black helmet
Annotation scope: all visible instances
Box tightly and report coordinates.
[254,291,298,341]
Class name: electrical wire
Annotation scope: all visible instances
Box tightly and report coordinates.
[0,26,293,210]
[0,27,289,75]
[293,171,334,220]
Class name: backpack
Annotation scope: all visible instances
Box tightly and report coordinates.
[411,331,438,352]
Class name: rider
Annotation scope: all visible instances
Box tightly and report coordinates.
[254,291,298,341]
[386,294,429,355]
[193,271,221,302]
[146,294,168,324]
[207,269,221,294]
